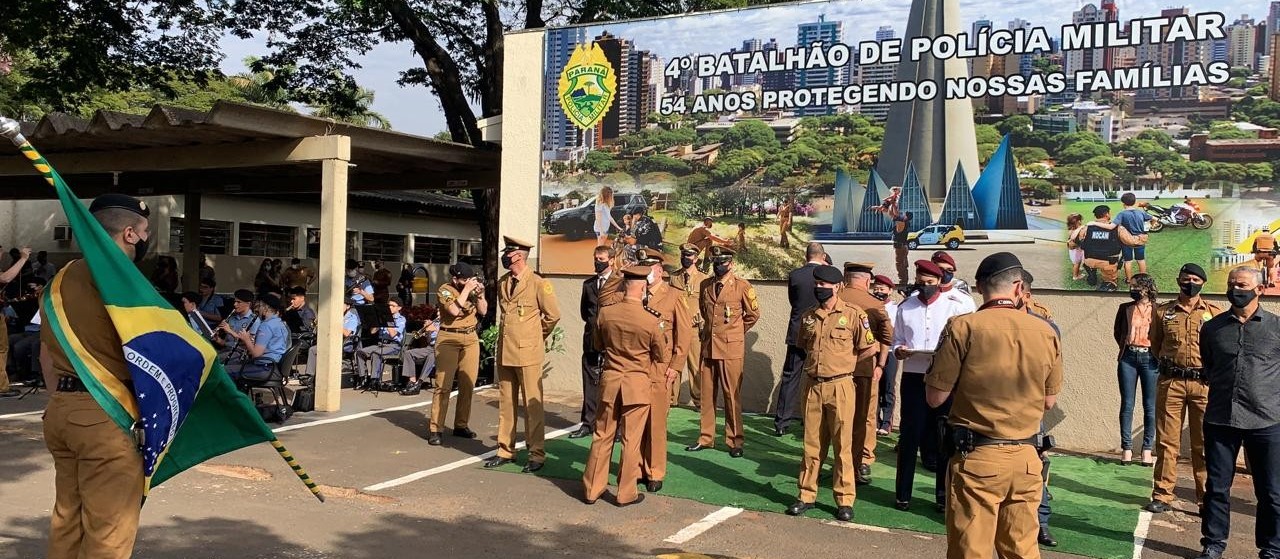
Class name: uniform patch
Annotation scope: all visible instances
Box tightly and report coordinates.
[746,287,758,311]
[438,288,455,302]
[1202,311,1212,322]
[543,282,554,295]
[838,316,848,326]
[865,330,875,345]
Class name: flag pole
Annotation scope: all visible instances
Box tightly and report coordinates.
[0,115,324,504]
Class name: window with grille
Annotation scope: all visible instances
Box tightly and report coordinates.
[458,240,483,265]
[362,232,406,262]
[413,236,453,264]
[238,223,296,257]
[169,218,232,255]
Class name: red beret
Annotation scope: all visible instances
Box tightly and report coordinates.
[872,275,895,288]
[930,251,956,268]
[915,259,944,278]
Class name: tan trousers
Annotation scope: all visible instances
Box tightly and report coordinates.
[496,363,546,462]
[681,331,703,406]
[798,377,856,507]
[429,336,479,432]
[1084,257,1119,285]
[1152,376,1208,504]
[582,393,650,505]
[697,358,744,449]
[0,325,9,392]
[946,445,1043,559]
[44,392,144,559]
[642,379,672,481]
[853,376,878,467]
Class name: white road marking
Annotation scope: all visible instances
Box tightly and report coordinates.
[664,506,745,545]
[819,520,891,533]
[1132,510,1153,559]
[0,410,42,420]
[363,425,578,491]
[272,385,492,433]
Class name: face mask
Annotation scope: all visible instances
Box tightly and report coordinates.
[680,256,695,269]
[917,284,939,302]
[814,286,835,303]
[1179,282,1202,297]
[593,260,609,274]
[1129,290,1144,301]
[647,270,657,284]
[941,271,954,285]
[713,263,730,277]
[1227,287,1258,309]
[131,235,149,264]
[871,292,889,301]
[501,254,514,269]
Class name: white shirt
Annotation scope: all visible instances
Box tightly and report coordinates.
[884,299,899,328]
[893,293,971,374]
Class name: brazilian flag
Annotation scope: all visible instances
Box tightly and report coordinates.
[6,121,321,499]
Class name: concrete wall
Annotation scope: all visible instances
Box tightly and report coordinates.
[499,28,1280,453]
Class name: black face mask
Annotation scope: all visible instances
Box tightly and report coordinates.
[131,235,149,264]
[1129,290,1143,301]
[1179,282,1202,297]
[1227,287,1258,309]
[814,287,835,303]
[941,271,954,285]
[871,292,889,302]
[917,284,939,302]
[713,263,730,277]
[501,254,514,269]
[680,256,696,269]
[593,260,609,274]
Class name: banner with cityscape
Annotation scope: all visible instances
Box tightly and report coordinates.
[536,0,1277,294]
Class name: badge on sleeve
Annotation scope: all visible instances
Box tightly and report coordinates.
[746,287,759,311]
[543,282,554,295]
[438,288,455,303]
[865,329,875,345]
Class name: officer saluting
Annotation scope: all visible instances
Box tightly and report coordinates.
[686,246,759,457]
[582,265,667,507]
[924,252,1064,559]
[786,265,877,522]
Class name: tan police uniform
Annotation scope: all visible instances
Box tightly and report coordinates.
[926,297,1064,559]
[795,298,876,507]
[669,246,709,406]
[1148,296,1222,506]
[42,262,144,559]
[495,238,561,464]
[1254,231,1275,282]
[695,248,760,451]
[583,291,666,505]
[839,269,894,473]
[640,277,691,484]
[431,282,481,433]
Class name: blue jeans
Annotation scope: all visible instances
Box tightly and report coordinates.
[1117,348,1157,451]
[1201,421,1280,557]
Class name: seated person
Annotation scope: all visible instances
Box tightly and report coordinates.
[196,279,226,324]
[217,289,258,359]
[180,291,217,342]
[282,286,317,344]
[345,259,374,306]
[7,278,46,379]
[303,297,359,381]
[221,293,289,381]
[400,316,439,395]
[355,297,406,389]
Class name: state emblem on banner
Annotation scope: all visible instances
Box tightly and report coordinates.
[558,43,616,130]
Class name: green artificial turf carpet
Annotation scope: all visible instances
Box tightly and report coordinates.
[490,408,1151,559]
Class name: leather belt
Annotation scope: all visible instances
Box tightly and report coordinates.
[809,373,853,384]
[441,326,477,334]
[1160,361,1204,381]
[1126,346,1150,353]
[973,434,1039,447]
[56,376,90,393]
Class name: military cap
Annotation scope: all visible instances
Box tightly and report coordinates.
[843,261,875,274]
[872,274,895,289]
[813,265,843,284]
[708,246,736,262]
[1020,268,1036,285]
[637,248,665,266]
[288,286,307,297]
[233,289,256,303]
[975,252,1023,282]
[257,292,284,313]
[622,264,652,279]
[1179,263,1207,282]
[501,235,535,252]
[89,193,150,218]
[449,262,475,278]
[346,258,360,270]
[679,243,700,256]
[914,259,944,279]
[930,251,957,269]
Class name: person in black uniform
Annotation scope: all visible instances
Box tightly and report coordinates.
[773,242,826,436]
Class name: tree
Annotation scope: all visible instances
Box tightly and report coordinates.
[721,120,780,152]
[583,150,617,174]
[1117,138,1178,172]
[1135,129,1174,148]
[309,85,392,129]
[975,124,1002,145]
[630,154,690,176]
[1056,140,1110,165]
[996,115,1032,137]
[1021,178,1057,200]
[1012,147,1050,165]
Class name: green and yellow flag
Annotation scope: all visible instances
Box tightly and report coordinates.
[1,117,322,501]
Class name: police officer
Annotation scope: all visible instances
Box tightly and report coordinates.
[484,236,561,473]
[1145,263,1221,514]
[686,246,759,457]
[925,252,1064,559]
[669,243,709,406]
[636,249,691,493]
[1020,268,1060,548]
[1253,226,1276,287]
[787,265,877,522]
[40,194,151,558]
[582,265,666,507]
[840,262,894,485]
[426,262,486,446]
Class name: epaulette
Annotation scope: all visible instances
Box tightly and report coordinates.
[644,305,663,319]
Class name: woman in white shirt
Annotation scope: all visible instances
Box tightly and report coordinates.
[594,186,622,247]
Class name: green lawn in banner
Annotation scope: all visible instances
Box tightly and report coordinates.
[489,408,1150,559]
[1062,200,1223,292]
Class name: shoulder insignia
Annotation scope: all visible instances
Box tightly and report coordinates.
[746,287,758,311]
[438,288,455,302]
[543,281,554,295]
[645,305,663,319]
[865,329,875,345]
[862,315,871,330]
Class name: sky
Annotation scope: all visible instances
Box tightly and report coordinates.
[217,0,1259,137]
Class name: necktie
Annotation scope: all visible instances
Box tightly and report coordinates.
[509,277,517,298]
[715,281,723,299]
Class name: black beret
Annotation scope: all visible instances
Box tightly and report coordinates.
[257,293,283,313]
[233,289,255,303]
[449,262,475,278]
[813,265,843,284]
[88,194,150,218]
[975,252,1023,282]
[1180,263,1207,282]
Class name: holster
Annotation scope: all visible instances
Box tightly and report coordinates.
[949,423,975,456]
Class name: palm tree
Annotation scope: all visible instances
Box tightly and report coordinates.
[227,57,296,111]
[310,85,391,130]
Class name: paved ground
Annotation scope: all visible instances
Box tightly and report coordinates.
[0,385,1264,559]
